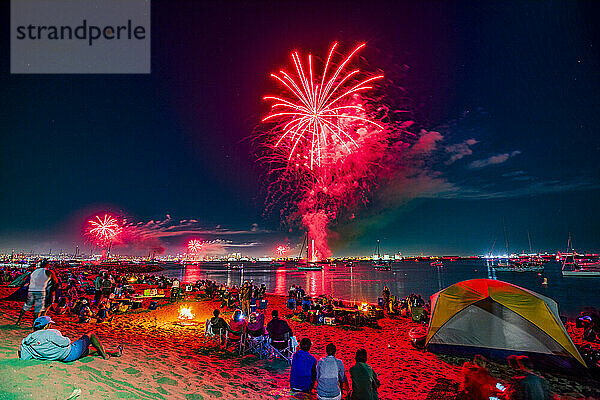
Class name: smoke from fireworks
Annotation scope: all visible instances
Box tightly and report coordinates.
[87,214,121,246]
[261,43,415,259]
[187,239,203,253]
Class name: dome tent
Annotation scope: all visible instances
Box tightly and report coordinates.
[426,279,586,370]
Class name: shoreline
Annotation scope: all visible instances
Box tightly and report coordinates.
[1,286,599,399]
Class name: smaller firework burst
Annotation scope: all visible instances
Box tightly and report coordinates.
[276,245,287,256]
[187,239,203,254]
[87,214,121,245]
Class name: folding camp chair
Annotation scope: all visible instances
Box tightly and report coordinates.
[245,331,270,359]
[204,319,225,348]
[223,327,246,354]
[267,333,298,364]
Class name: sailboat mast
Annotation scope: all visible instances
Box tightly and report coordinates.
[502,217,510,255]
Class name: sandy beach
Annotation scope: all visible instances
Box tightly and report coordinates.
[1,286,599,400]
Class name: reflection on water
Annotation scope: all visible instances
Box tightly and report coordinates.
[156,260,599,317]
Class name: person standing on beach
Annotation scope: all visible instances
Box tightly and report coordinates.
[349,349,380,400]
[382,286,390,313]
[316,343,348,400]
[93,273,103,303]
[16,259,57,325]
[240,282,251,317]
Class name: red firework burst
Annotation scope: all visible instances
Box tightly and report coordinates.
[87,214,121,245]
[263,42,383,170]
[187,239,203,253]
[276,245,287,256]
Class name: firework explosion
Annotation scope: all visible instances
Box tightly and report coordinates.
[276,245,287,256]
[261,43,414,259]
[87,214,121,246]
[187,239,203,253]
[263,42,384,170]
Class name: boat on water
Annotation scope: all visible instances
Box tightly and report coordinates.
[296,232,323,271]
[297,262,322,271]
[430,260,443,267]
[494,261,544,273]
[226,263,244,270]
[562,235,600,276]
[372,239,391,270]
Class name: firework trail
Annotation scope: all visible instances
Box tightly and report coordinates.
[261,43,415,259]
[187,239,203,253]
[87,214,121,246]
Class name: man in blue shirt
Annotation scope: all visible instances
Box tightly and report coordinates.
[290,338,317,392]
[317,343,348,400]
[19,316,122,362]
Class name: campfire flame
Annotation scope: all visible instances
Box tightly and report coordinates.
[178,307,195,320]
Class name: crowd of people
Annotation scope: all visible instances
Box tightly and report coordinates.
[2,259,570,399]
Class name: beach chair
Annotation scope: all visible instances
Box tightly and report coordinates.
[267,333,297,364]
[204,319,225,348]
[245,333,269,358]
[223,327,246,354]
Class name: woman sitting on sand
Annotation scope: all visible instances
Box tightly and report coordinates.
[19,316,123,362]
[227,310,247,341]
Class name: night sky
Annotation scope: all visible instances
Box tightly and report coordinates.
[1,1,599,256]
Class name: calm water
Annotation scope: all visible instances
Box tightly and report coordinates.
[153,260,599,317]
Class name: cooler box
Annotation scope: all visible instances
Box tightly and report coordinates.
[132,300,143,310]
[259,299,268,309]
[324,316,335,325]
[302,299,311,312]
[250,303,258,314]
[287,298,296,310]
[378,298,384,307]
[148,301,158,310]
[411,306,425,322]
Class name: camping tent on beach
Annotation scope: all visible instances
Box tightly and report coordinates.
[426,279,586,369]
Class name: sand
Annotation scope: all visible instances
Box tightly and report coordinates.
[0,286,599,400]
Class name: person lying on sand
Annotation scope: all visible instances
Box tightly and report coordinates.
[19,316,123,362]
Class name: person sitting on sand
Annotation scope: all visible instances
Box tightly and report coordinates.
[19,316,123,362]
[458,354,496,400]
[210,309,228,339]
[227,309,247,341]
[505,356,552,400]
[247,312,265,337]
[349,348,380,400]
[316,343,348,400]
[290,338,317,393]
[78,299,93,323]
[97,298,111,323]
[266,310,293,349]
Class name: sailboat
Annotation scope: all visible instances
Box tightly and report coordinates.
[562,234,600,277]
[297,232,323,271]
[373,240,390,270]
